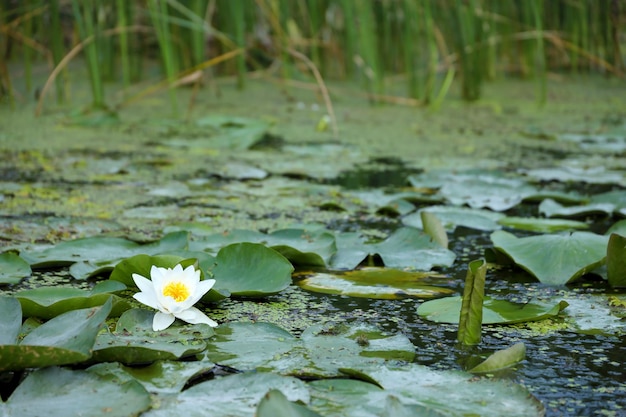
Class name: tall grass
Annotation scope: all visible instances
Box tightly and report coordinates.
[1,0,623,111]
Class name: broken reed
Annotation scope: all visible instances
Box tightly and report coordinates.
[0,0,622,110]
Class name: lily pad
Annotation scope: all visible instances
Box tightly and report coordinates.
[497,216,589,233]
[0,298,112,372]
[143,372,310,417]
[330,227,456,271]
[337,363,544,417]
[20,231,189,269]
[15,281,129,319]
[92,308,214,364]
[0,252,31,284]
[257,389,323,417]
[490,230,609,285]
[524,165,625,184]
[297,269,453,299]
[88,360,215,394]
[195,115,270,150]
[0,366,151,417]
[417,295,569,324]
[539,198,614,218]
[210,243,294,297]
[403,206,504,232]
[205,321,415,378]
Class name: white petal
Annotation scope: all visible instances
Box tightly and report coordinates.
[185,279,215,306]
[175,307,218,327]
[133,291,161,311]
[150,265,168,288]
[132,273,154,294]
[153,311,176,331]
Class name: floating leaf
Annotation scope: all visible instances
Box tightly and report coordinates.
[15,283,129,319]
[1,366,150,417]
[21,231,189,269]
[403,206,504,232]
[0,252,31,284]
[336,363,544,417]
[0,297,22,345]
[469,342,526,374]
[497,216,589,233]
[607,233,626,288]
[539,198,614,218]
[257,389,323,417]
[92,309,214,364]
[88,360,215,394]
[297,269,453,299]
[143,372,310,417]
[0,299,112,372]
[210,243,294,297]
[490,230,608,285]
[195,115,270,150]
[417,296,569,324]
[205,321,415,378]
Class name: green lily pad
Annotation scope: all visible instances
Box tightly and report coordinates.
[0,252,31,284]
[0,297,22,345]
[92,308,214,364]
[468,342,526,374]
[210,243,294,297]
[15,281,129,319]
[297,268,453,299]
[257,389,323,417]
[539,198,614,218]
[206,322,415,378]
[0,298,112,372]
[403,206,504,232]
[143,372,310,417]
[497,216,589,233]
[20,231,189,269]
[88,360,215,394]
[417,295,569,324]
[592,190,626,216]
[524,165,624,184]
[337,363,544,417]
[330,227,456,271]
[491,230,608,285]
[0,366,150,417]
[195,228,336,267]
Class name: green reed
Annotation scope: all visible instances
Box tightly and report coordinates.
[71,0,105,109]
[1,0,623,112]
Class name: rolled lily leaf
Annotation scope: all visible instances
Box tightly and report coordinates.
[458,259,487,346]
[607,233,626,288]
[421,211,448,248]
[490,230,608,285]
[469,343,526,374]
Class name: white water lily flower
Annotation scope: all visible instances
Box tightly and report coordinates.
[132,264,218,331]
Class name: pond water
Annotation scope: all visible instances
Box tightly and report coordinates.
[1,75,625,416]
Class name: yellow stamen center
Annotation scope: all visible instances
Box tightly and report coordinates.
[162,281,190,302]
